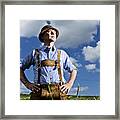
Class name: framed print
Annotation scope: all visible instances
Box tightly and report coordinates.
[0,0,119,119]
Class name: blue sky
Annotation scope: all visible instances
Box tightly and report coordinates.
[20,20,100,96]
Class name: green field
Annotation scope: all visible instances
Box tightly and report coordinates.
[20,94,100,100]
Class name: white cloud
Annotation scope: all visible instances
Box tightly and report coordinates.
[20,82,31,94]
[80,86,89,92]
[20,20,45,37]
[20,20,99,48]
[70,57,78,63]
[68,86,88,95]
[70,57,82,68]
[56,20,99,48]
[82,41,100,62]
[85,64,96,70]
[95,68,100,72]
[77,63,83,68]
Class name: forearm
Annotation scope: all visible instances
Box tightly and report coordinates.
[60,69,77,93]
[68,69,77,85]
[20,68,30,86]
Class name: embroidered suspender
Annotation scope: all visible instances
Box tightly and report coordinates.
[34,49,63,84]
[35,49,41,84]
[57,49,63,83]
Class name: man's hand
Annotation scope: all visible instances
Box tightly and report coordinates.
[60,82,73,94]
[25,83,41,93]
[20,68,40,93]
[60,69,77,94]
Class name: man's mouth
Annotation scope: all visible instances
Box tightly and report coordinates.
[49,36,55,41]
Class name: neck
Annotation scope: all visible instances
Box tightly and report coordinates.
[44,42,54,48]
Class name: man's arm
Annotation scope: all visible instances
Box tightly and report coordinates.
[60,50,77,93]
[20,68,40,93]
[60,69,77,93]
[68,69,77,85]
[20,68,30,86]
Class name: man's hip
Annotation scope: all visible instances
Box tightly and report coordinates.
[30,84,68,100]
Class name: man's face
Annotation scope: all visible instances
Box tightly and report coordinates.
[42,29,57,43]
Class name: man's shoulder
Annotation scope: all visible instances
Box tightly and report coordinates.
[57,49,64,53]
[57,49,69,57]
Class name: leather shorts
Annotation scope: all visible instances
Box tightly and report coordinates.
[30,84,68,100]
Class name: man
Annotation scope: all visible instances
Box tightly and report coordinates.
[20,24,77,100]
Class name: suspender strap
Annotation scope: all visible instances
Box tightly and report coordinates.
[57,49,63,83]
[35,49,41,84]
[35,49,62,84]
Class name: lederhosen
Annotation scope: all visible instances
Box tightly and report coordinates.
[30,49,68,100]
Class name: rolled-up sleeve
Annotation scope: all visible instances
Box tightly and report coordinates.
[20,50,35,71]
[62,50,77,73]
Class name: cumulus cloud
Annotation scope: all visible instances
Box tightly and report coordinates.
[20,83,31,94]
[82,41,100,62]
[85,64,100,72]
[55,20,99,48]
[68,86,88,95]
[95,68,100,72]
[70,57,82,68]
[85,64,96,71]
[20,20,99,48]
[20,20,44,37]
[70,57,78,63]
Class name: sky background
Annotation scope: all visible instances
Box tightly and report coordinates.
[20,20,100,96]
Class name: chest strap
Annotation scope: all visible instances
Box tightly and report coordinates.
[41,59,56,67]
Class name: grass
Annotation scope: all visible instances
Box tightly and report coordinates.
[20,94,100,100]
[67,95,100,100]
[20,94,31,100]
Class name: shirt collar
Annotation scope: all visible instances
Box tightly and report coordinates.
[41,44,56,52]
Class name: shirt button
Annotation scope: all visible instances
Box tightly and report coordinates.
[49,71,52,79]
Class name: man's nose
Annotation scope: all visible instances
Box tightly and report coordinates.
[48,32,54,36]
